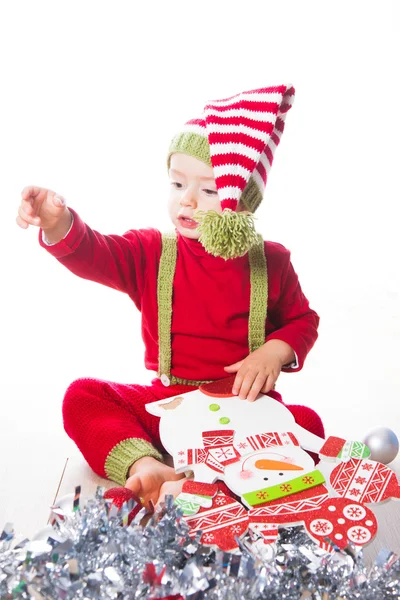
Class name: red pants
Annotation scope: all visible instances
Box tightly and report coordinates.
[63,377,325,480]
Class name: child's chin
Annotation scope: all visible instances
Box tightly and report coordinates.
[178,227,201,239]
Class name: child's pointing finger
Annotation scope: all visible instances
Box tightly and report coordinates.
[17,205,40,227]
[21,186,41,201]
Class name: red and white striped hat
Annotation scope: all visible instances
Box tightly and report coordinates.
[168,84,295,259]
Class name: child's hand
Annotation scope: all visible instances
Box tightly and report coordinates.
[17,186,72,241]
[224,339,295,402]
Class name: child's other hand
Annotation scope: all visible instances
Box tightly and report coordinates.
[16,186,70,233]
[224,340,295,402]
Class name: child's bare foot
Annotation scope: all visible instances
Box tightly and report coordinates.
[125,456,185,510]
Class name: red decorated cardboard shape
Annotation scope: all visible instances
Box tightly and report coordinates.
[103,487,143,525]
[199,375,237,398]
[182,481,218,497]
[330,457,400,503]
[248,490,377,550]
[319,436,371,463]
[183,492,248,552]
[248,484,330,525]
[319,436,347,460]
[248,522,279,545]
[303,497,378,549]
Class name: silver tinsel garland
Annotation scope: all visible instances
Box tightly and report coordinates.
[0,487,399,600]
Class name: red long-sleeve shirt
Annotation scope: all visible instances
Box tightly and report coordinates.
[39,209,319,381]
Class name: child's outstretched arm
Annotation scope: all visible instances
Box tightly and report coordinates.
[16,186,158,301]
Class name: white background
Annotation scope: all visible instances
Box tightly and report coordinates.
[0,0,399,536]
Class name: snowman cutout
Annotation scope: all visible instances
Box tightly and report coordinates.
[145,378,398,552]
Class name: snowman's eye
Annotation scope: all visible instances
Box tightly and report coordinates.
[263,477,269,481]
[279,473,284,476]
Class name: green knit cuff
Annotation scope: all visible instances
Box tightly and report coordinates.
[105,438,164,486]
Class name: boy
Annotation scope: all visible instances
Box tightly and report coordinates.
[16,84,324,508]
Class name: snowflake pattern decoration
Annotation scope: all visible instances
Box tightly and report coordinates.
[280,484,292,493]
[343,505,366,520]
[302,476,315,485]
[362,463,374,471]
[309,519,333,535]
[256,491,269,500]
[348,526,371,543]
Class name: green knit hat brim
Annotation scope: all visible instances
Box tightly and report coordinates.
[167,132,211,169]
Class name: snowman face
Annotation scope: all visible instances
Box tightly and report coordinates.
[224,446,315,500]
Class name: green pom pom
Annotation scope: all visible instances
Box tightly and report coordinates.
[194,209,259,260]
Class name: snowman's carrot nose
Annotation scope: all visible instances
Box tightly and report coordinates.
[255,459,304,471]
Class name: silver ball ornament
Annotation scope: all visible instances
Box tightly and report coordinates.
[362,427,399,464]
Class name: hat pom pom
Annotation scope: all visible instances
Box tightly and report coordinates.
[194,209,259,260]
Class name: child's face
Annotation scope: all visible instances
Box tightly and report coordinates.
[168,153,221,239]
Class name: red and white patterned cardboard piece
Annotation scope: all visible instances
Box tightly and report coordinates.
[319,436,371,463]
[177,492,213,508]
[330,458,400,503]
[182,481,218,498]
[319,436,347,461]
[302,497,378,550]
[203,430,242,466]
[174,447,208,470]
[234,431,300,455]
[199,375,237,397]
[184,492,249,552]
[247,485,330,545]
[174,430,241,476]
[248,484,330,525]
[174,496,201,516]
[248,522,279,545]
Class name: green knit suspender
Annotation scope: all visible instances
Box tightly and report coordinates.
[157,232,177,382]
[248,235,268,353]
[157,233,268,386]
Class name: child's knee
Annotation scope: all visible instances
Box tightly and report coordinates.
[62,377,100,426]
